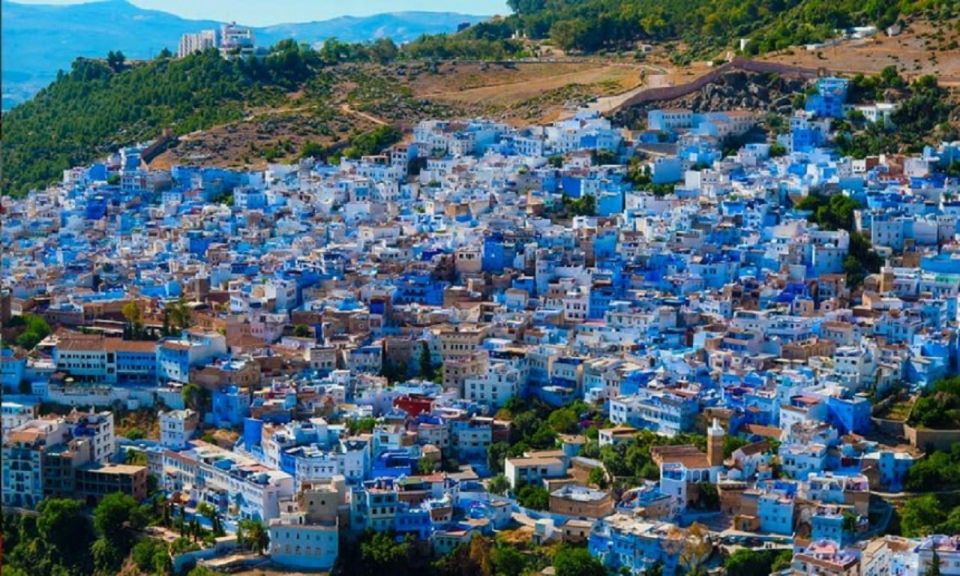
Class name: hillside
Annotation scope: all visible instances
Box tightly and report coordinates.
[0,0,486,109]
[2,48,301,196]
[5,0,960,197]
[458,0,959,61]
[759,19,960,84]
[1,32,658,197]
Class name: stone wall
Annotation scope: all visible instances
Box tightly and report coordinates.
[904,424,960,452]
[613,58,820,112]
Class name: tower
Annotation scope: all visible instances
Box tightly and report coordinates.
[707,418,725,468]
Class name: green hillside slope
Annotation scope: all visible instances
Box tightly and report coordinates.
[505,0,958,59]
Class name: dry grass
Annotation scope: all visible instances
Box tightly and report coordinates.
[148,59,659,169]
[144,29,960,172]
[150,107,374,171]
[761,19,960,84]
[116,408,160,440]
[875,396,916,422]
[416,61,644,106]
[498,526,535,544]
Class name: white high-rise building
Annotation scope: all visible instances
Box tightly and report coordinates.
[177,29,218,59]
[219,23,255,58]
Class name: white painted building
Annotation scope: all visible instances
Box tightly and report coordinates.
[159,408,199,449]
[463,361,524,409]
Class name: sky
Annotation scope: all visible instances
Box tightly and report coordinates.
[8,0,511,25]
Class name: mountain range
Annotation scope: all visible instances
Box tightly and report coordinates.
[1,0,486,109]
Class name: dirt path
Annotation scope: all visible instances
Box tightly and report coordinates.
[584,70,670,115]
[425,63,649,108]
[340,103,388,126]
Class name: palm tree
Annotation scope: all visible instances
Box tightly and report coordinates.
[237,519,269,555]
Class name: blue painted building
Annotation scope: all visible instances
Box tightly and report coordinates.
[805,77,849,119]
[212,385,252,429]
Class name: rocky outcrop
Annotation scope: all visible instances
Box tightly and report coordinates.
[612,70,810,129]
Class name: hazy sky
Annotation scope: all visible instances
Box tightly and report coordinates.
[9,0,511,25]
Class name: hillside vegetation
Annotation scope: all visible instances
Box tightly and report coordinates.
[1,37,629,196]
[501,0,960,59]
[1,40,455,197]
[2,48,289,197]
[5,1,960,197]
[0,0,486,109]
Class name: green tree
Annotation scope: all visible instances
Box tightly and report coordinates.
[106,50,126,71]
[237,519,269,554]
[293,324,312,338]
[37,498,96,573]
[125,449,148,465]
[348,416,377,435]
[845,232,883,287]
[487,441,510,474]
[794,193,861,232]
[901,494,947,537]
[14,314,51,350]
[417,457,438,475]
[842,511,858,533]
[547,406,579,434]
[418,343,436,380]
[516,484,550,510]
[592,149,618,165]
[299,141,328,160]
[724,548,787,576]
[343,125,403,159]
[122,299,144,326]
[771,550,793,572]
[196,502,216,523]
[695,482,719,510]
[492,544,528,576]
[166,298,192,333]
[133,538,171,574]
[94,492,149,556]
[909,376,960,430]
[358,530,413,575]
[565,193,596,217]
[723,435,749,458]
[171,535,200,555]
[588,466,608,489]
[488,474,510,495]
[181,382,204,413]
[380,360,407,383]
[92,536,124,573]
[554,545,606,576]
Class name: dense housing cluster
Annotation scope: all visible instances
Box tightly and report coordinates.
[4,73,960,575]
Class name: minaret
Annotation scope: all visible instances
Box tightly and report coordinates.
[707,418,725,468]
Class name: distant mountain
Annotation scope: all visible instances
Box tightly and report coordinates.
[254,12,489,47]
[1,0,486,109]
